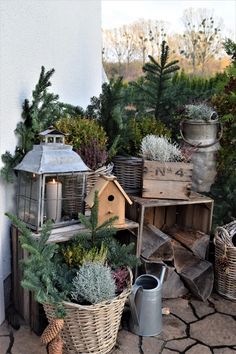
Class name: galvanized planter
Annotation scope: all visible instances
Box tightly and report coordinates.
[180,119,223,192]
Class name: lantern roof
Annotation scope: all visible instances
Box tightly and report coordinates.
[39,127,65,136]
[14,144,90,174]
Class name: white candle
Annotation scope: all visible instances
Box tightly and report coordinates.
[46,179,62,223]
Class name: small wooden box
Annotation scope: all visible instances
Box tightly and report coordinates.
[142,161,193,200]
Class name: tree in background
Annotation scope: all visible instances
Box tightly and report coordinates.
[180,8,223,75]
[103,19,168,80]
[103,28,127,76]
[103,9,229,80]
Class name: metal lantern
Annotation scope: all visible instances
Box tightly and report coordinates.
[14,127,90,231]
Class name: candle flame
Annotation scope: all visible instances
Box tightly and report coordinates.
[52,179,56,183]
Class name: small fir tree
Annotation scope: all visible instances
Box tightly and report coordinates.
[1,66,83,182]
[132,41,180,121]
[74,191,139,269]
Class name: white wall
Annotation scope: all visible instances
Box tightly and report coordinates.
[0,0,102,324]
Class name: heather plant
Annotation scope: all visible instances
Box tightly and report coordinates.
[76,138,108,170]
[71,262,116,304]
[55,116,108,170]
[112,267,130,294]
[141,135,183,162]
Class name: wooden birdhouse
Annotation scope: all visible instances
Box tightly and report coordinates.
[85,175,132,226]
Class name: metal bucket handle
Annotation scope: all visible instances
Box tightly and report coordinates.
[179,119,223,148]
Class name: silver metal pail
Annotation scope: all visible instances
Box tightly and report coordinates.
[180,119,223,192]
[129,266,166,336]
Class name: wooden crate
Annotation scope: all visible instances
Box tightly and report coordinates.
[126,193,214,257]
[142,198,213,234]
[142,161,193,200]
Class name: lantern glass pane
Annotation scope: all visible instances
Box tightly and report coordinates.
[17,172,40,228]
[43,174,85,226]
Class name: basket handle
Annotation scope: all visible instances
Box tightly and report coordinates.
[179,120,223,148]
[214,226,233,247]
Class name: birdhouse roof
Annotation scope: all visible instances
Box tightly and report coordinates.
[85,175,132,207]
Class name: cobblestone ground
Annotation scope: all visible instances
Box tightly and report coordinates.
[1,293,235,354]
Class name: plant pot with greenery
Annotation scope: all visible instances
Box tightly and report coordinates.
[179,103,223,192]
[7,192,138,354]
[141,135,193,200]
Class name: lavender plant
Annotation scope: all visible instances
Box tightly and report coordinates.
[141,135,183,162]
[71,262,116,304]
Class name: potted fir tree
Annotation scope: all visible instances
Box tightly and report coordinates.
[7,192,137,354]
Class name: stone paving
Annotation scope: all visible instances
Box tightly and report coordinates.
[0,293,235,354]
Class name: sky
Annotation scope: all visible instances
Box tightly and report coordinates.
[102,0,236,39]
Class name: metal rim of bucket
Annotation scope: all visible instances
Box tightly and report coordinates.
[179,119,223,148]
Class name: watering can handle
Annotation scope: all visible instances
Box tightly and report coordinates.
[129,284,143,326]
[179,119,223,148]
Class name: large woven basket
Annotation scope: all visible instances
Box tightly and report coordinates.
[214,221,236,301]
[43,269,132,354]
[112,156,143,196]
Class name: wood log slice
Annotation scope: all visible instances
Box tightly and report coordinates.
[141,224,173,261]
[164,225,210,259]
[172,240,214,301]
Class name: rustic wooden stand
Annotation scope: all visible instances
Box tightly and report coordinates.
[11,219,139,334]
[128,192,214,257]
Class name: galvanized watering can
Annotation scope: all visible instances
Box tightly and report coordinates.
[129,266,166,336]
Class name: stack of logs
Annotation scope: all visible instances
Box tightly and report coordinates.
[141,224,214,301]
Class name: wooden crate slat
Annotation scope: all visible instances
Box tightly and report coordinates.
[154,206,166,229]
[144,207,155,224]
[143,161,193,181]
[143,179,191,200]
[165,206,177,227]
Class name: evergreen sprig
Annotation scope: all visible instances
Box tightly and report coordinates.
[73,191,139,269]
[5,213,70,318]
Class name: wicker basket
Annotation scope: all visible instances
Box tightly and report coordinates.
[214,221,236,301]
[86,163,114,195]
[63,174,86,217]
[43,268,132,354]
[113,156,143,196]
